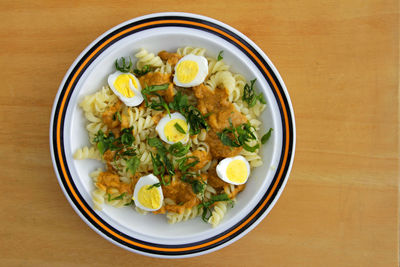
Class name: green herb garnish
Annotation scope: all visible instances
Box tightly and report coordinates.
[133,65,151,76]
[124,199,134,206]
[148,94,171,115]
[169,142,190,157]
[242,79,265,107]
[261,128,273,144]
[217,50,224,61]
[199,193,231,222]
[147,183,161,190]
[160,174,172,186]
[181,172,206,195]
[115,57,132,73]
[176,156,199,173]
[121,148,136,156]
[148,137,166,151]
[142,83,170,94]
[93,130,116,155]
[93,127,135,156]
[120,127,134,146]
[111,192,126,201]
[141,83,171,115]
[217,122,260,152]
[150,152,165,176]
[169,91,188,112]
[174,122,186,134]
[148,137,175,178]
[126,156,140,175]
[185,106,209,135]
[169,92,209,134]
[112,111,122,122]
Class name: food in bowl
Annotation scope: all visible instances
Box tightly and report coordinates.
[73,46,273,227]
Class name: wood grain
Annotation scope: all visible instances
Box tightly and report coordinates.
[0,0,398,266]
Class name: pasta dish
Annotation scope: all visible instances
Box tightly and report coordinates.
[74,47,272,227]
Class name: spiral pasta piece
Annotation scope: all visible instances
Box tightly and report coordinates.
[80,86,118,117]
[208,201,228,227]
[89,168,104,181]
[249,101,266,117]
[240,138,263,167]
[194,141,210,153]
[205,71,237,102]
[204,184,217,200]
[190,129,207,145]
[207,57,230,76]
[166,207,203,224]
[106,187,132,208]
[233,73,246,98]
[135,48,163,69]
[154,62,172,74]
[73,146,101,160]
[111,158,131,178]
[92,188,106,210]
[124,106,147,125]
[177,46,206,56]
[223,184,236,198]
[137,150,153,172]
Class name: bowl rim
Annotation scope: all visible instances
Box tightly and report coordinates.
[49,12,296,258]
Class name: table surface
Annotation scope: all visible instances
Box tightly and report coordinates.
[1,0,398,266]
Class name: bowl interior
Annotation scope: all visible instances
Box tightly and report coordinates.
[64,26,283,245]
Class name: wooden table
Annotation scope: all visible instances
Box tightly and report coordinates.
[1,1,398,266]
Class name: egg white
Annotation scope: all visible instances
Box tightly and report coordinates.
[133,174,163,212]
[216,156,251,185]
[173,54,208,87]
[108,71,143,106]
[156,112,190,144]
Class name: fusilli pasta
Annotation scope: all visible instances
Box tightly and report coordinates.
[207,57,230,76]
[135,48,163,69]
[205,71,237,102]
[92,188,106,210]
[75,46,269,228]
[177,46,206,56]
[167,207,203,224]
[74,146,101,160]
[208,201,228,227]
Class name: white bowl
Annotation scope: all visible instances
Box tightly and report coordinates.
[49,12,296,258]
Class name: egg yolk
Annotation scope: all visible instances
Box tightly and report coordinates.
[226,160,248,183]
[114,74,137,98]
[164,119,188,142]
[176,60,199,83]
[138,185,161,209]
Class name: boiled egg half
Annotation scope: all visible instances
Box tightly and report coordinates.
[173,54,208,87]
[216,156,251,185]
[133,174,163,211]
[108,71,143,106]
[156,112,189,144]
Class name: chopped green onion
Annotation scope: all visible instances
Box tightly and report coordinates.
[261,128,273,144]
[174,122,186,134]
[111,192,126,201]
[133,65,151,76]
[126,156,140,175]
[115,57,132,73]
[243,79,265,107]
[217,50,224,61]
